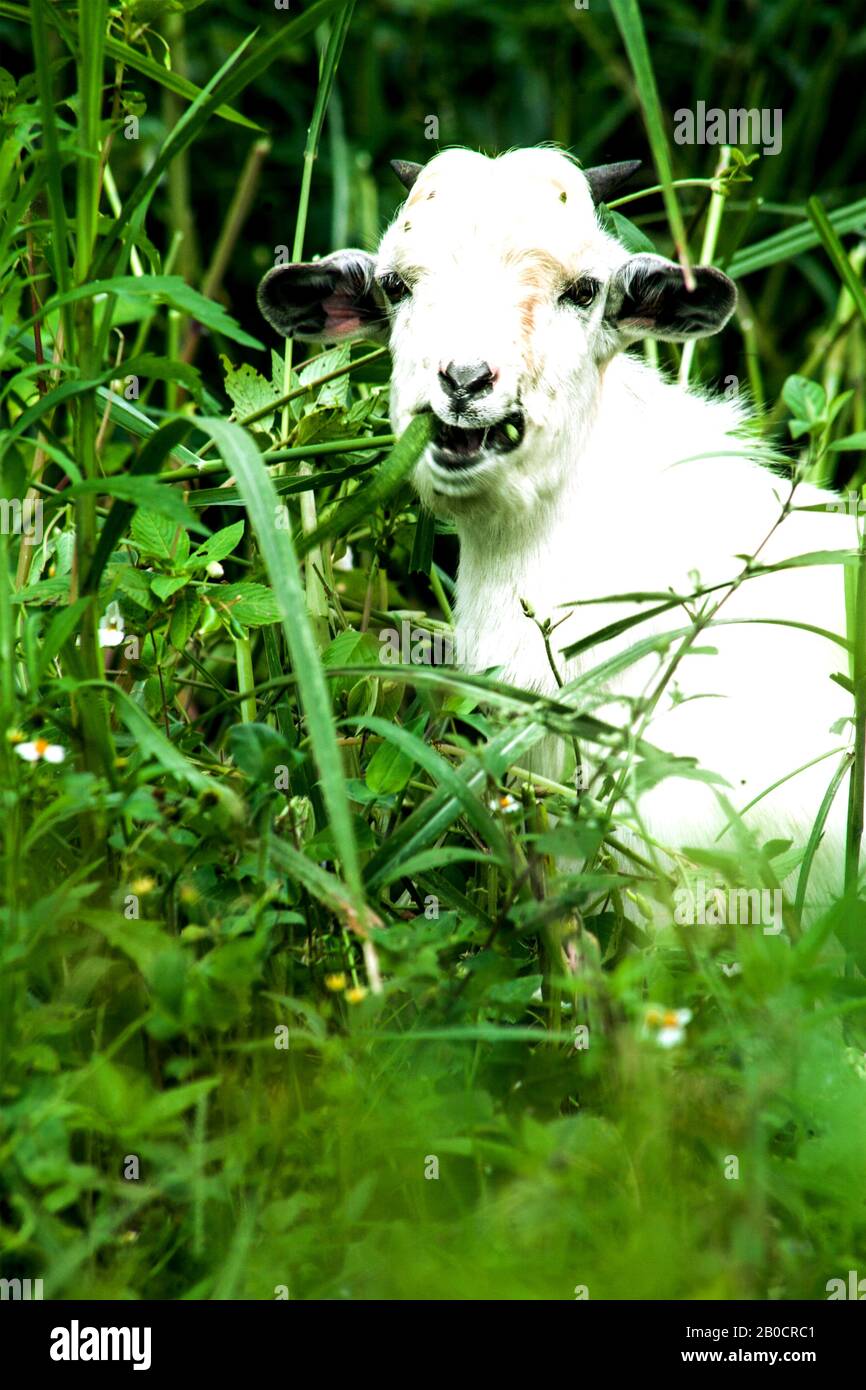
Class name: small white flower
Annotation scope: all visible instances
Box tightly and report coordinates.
[643,1005,692,1049]
[489,792,521,814]
[206,560,224,579]
[98,601,125,648]
[15,737,66,764]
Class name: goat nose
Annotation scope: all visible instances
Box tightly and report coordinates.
[438,360,496,400]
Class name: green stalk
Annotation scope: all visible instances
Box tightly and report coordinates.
[0,529,20,1075]
[181,136,272,365]
[203,138,272,303]
[679,147,732,386]
[29,0,73,347]
[159,432,395,485]
[429,565,454,625]
[845,531,866,913]
[163,9,200,289]
[807,197,866,916]
[610,0,693,285]
[807,197,866,328]
[72,0,115,799]
[235,635,257,724]
[281,4,356,643]
[739,306,765,413]
[281,4,357,425]
[166,309,181,411]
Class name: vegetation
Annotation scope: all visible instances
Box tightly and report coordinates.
[0,0,865,1300]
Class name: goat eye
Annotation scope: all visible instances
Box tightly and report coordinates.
[561,277,599,309]
[379,272,410,305]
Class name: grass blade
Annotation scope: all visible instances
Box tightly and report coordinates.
[196,416,364,904]
[609,0,693,285]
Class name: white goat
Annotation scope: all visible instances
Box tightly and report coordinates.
[258,147,857,909]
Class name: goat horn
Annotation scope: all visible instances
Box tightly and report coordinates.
[583,160,642,204]
[390,159,424,191]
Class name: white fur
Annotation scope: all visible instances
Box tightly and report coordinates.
[376,148,856,906]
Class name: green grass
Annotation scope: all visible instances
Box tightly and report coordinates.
[0,0,865,1301]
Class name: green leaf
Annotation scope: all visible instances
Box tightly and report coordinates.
[36,598,91,677]
[376,847,495,888]
[151,575,189,601]
[297,412,434,557]
[169,589,201,651]
[92,390,205,471]
[365,714,426,796]
[807,195,866,328]
[130,509,192,560]
[85,909,174,975]
[229,723,292,781]
[352,713,510,860]
[102,33,260,130]
[83,419,194,594]
[268,838,356,918]
[104,683,241,815]
[361,720,543,890]
[64,476,206,533]
[726,198,866,279]
[600,206,657,255]
[114,566,156,614]
[193,417,363,903]
[410,506,435,575]
[121,352,204,405]
[188,521,245,568]
[220,356,279,431]
[207,581,281,628]
[829,433,866,453]
[298,344,352,407]
[783,374,827,425]
[27,277,263,352]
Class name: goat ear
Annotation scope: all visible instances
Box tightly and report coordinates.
[607,253,736,342]
[257,250,386,342]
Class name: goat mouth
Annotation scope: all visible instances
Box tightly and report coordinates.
[429,411,525,471]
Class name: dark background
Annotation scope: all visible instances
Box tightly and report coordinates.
[4,0,864,401]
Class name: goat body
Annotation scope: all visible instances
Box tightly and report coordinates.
[452,353,853,903]
[258,147,857,906]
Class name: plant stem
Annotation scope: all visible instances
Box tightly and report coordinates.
[280,6,356,645]
[844,530,866,901]
[679,146,732,386]
[71,0,115,810]
[235,635,257,724]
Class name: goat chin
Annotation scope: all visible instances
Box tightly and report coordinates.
[429,353,856,922]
